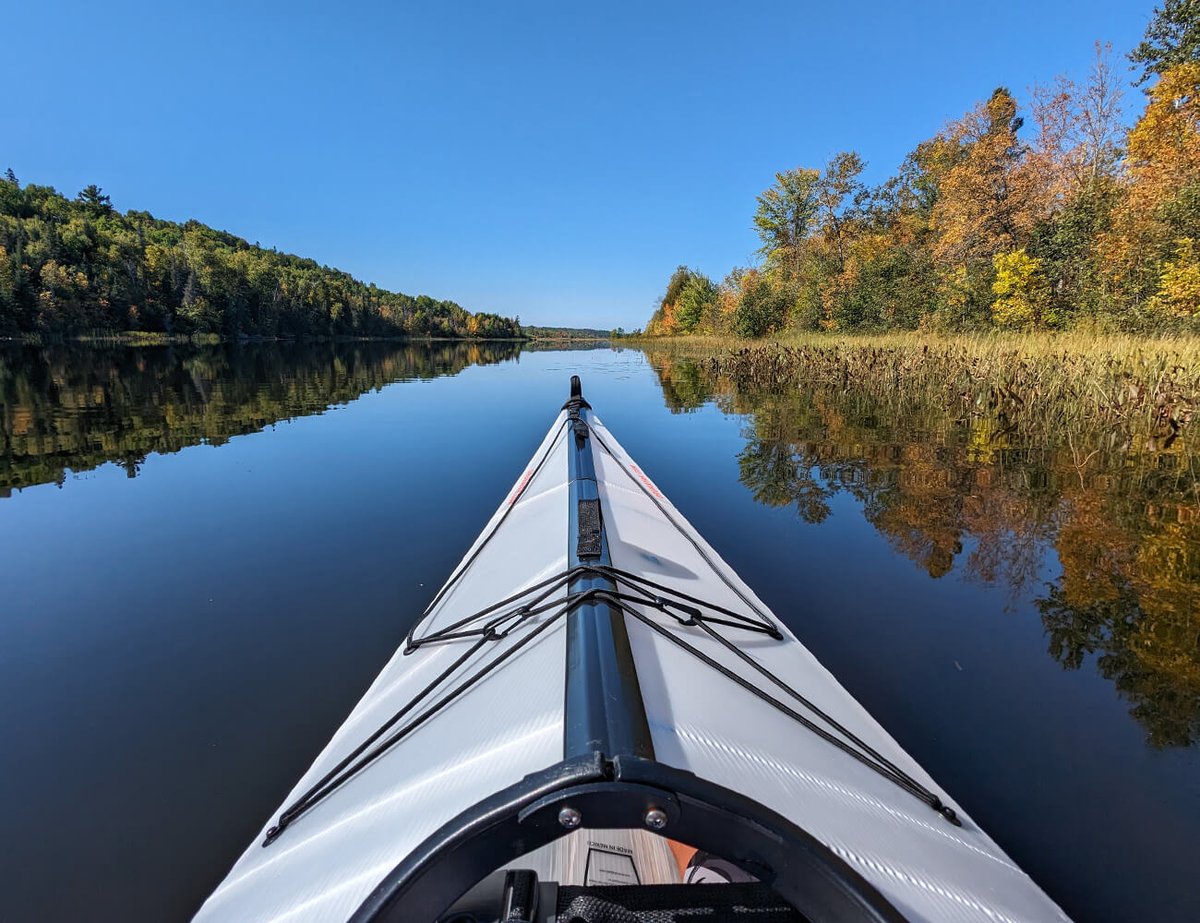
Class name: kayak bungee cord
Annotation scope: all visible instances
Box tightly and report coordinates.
[408,564,782,649]
[582,420,781,629]
[261,571,578,846]
[264,561,658,844]
[415,416,571,630]
[590,582,961,827]
[262,564,957,846]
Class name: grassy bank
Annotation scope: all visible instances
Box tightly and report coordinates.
[634,331,1200,448]
[627,329,1200,357]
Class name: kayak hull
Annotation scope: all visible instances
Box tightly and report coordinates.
[196,382,1069,923]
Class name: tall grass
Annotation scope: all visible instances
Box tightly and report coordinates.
[641,332,1200,450]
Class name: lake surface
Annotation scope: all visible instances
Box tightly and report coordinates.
[1,341,1197,922]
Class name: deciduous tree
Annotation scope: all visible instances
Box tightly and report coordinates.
[754,168,821,277]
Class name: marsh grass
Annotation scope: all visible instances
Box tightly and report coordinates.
[639,332,1200,454]
[637,333,1200,748]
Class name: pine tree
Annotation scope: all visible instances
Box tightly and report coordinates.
[1130,0,1200,85]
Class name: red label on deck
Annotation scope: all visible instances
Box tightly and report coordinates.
[508,467,535,505]
[629,463,664,500]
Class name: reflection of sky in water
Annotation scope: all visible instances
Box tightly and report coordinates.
[0,343,1196,923]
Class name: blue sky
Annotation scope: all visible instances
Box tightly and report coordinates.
[2,1,1151,328]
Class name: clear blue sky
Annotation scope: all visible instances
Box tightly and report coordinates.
[2,1,1152,329]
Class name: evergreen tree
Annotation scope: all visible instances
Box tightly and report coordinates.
[77,184,112,214]
[1130,0,1200,85]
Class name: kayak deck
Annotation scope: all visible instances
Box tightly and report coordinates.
[196,379,1068,922]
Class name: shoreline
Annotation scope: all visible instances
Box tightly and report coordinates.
[0,333,538,347]
[619,329,1200,352]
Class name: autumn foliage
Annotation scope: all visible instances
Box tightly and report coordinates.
[646,4,1200,336]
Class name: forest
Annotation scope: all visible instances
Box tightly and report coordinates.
[646,1,1200,336]
[0,179,522,340]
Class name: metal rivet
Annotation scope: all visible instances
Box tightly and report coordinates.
[558,807,582,829]
[644,808,668,830]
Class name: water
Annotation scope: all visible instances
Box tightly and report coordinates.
[0,342,1196,922]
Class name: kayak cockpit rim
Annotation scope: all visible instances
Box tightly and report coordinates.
[349,752,906,923]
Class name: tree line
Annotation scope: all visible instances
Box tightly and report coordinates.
[646,1,1200,336]
[0,179,522,340]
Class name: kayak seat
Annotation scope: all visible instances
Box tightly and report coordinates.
[436,869,805,923]
[556,883,805,921]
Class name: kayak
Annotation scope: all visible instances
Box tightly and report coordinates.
[196,377,1069,922]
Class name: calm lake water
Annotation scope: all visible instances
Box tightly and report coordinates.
[1,342,1197,922]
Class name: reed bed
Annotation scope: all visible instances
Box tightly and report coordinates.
[647,333,1200,450]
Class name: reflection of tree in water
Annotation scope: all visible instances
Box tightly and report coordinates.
[1039,584,1200,748]
[0,340,520,496]
[651,354,715,414]
[1042,492,1200,748]
[646,350,1200,747]
[737,439,833,524]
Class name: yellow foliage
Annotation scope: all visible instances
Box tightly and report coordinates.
[992,249,1050,328]
[717,285,739,317]
[1127,62,1200,182]
[1102,62,1200,286]
[842,232,891,294]
[1150,238,1200,317]
[39,259,89,299]
[848,232,891,266]
[932,91,1049,269]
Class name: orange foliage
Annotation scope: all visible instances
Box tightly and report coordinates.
[1101,62,1200,306]
[931,90,1049,270]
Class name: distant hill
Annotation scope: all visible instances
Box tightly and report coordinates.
[0,173,521,340]
[523,325,614,340]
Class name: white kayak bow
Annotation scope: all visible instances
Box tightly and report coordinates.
[196,377,1069,923]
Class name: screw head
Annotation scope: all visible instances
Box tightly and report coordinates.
[558,806,582,829]
[644,808,668,830]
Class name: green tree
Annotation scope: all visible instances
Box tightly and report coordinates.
[77,184,112,215]
[816,151,866,274]
[733,272,789,337]
[754,168,821,276]
[676,272,717,332]
[1130,0,1200,85]
[0,176,520,339]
